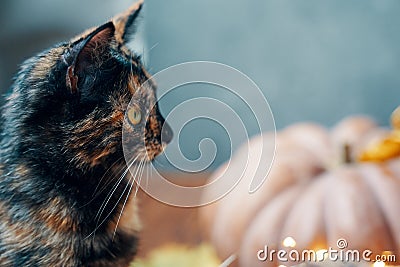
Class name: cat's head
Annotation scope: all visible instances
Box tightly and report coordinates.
[4,0,172,171]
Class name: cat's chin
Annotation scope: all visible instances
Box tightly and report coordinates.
[145,144,167,162]
[144,154,157,162]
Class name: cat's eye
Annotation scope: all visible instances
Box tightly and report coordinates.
[127,106,142,125]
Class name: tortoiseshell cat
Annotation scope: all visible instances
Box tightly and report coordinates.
[0,1,172,266]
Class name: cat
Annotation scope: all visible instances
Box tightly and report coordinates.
[0,1,172,266]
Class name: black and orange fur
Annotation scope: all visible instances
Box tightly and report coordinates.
[0,1,172,266]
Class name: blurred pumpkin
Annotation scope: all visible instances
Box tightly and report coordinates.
[199,115,400,267]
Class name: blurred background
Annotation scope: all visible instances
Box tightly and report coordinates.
[1,2,400,266]
[1,0,400,169]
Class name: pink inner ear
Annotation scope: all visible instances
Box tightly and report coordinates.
[74,24,115,75]
[67,66,78,94]
[80,26,115,58]
[89,26,115,47]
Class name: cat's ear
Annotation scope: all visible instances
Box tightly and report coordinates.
[113,0,143,44]
[65,22,115,93]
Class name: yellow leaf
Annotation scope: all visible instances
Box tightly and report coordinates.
[359,106,400,162]
[130,243,221,267]
[359,131,400,162]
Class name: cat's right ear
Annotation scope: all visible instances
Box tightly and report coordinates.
[63,22,115,94]
[113,0,143,44]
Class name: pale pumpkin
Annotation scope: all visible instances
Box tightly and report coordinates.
[199,116,400,267]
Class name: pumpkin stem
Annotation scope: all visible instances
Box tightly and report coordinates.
[343,143,353,164]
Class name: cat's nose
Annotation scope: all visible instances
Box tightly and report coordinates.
[161,121,173,144]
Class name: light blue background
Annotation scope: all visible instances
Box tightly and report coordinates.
[1,0,399,169]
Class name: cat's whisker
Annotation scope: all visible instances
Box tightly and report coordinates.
[137,158,147,192]
[92,154,136,198]
[92,156,125,196]
[141,42,160,72]
[85,178,135,240]
[130,54,134,76]
[94,155,139,222]
[148,42,159,53]
[145,162,150,189]
[79,159,128,210]
[111,157,146,239]
[98,157,145,239]
[131,157,145,188]
[134,158,146,198]
[112,181,136,240]
[89,155,144,239]
[93,162,138,234]
[132,156,146,184]
[141,46,146,67]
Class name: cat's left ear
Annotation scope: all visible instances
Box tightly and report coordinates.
[65,22,115,94]
[113,0,143,44]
